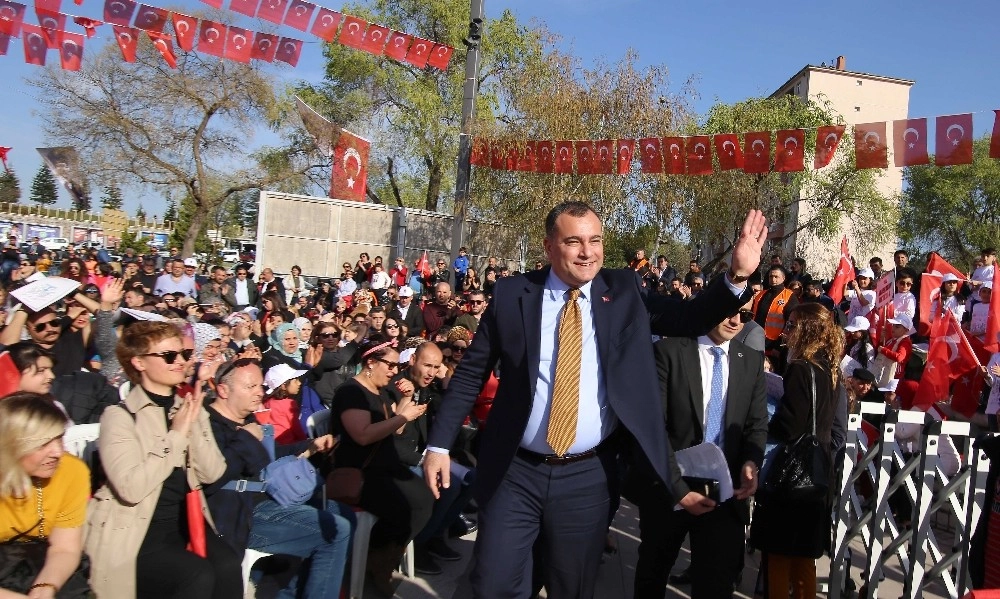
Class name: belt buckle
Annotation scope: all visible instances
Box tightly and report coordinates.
[235,479,248,493]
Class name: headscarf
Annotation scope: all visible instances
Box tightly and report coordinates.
[292,317,311,350]
[270,322,303,361]
[192,323,221,358]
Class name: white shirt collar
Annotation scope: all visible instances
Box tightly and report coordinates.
[545,270,593,302]
[697,335,731,355]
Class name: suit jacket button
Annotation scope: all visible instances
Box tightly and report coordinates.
[164,447,170,454]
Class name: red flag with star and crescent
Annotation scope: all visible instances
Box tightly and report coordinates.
[171,13,197,51]
[383,30,410,60]
[774,129,804,172]
[309,7,339,41]
[828,236,851,305]
[112,25,136,61]
[535,141,554,173]
[329,129,370,202]
[574,141,595,175]
[913,313,981,411]
[361,24,389,55]
[594,139,615,175]
[197,19,226,57]
[417,250,432,280]
[616,139,634,175]
[21,23,46,65]
[250,31,277,61]
[224,25,252,62]
[133,5,167,31]
[935,113,973,166]
[283,0,313,31]
[274,36,302,66]
[926,252,966,280]
[426,44,452,70]
[0,147,10,172]
[854,122,888,169]
[892,118,929,167]
[337,14,366,49]
[72,15,102,38]
[404,36,432,68]
[743,131,771,174]
[0,0,27,37]
[256,0,287,25]
[36,9,65,48]
[713,133,742,171]
[147,30,176,68]
[638,137,663,174]
[102,0,135,26]
[228,0,259,18]
[685,135,712,175]
[58,30,83,70]
[515,141,535,172]
[663,137,685,175]
[814,125,845,169]
[554,141,574,174]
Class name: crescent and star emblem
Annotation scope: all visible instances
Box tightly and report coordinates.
[320,14,334,26]
[903,127,920,149]
[41,16,57,28]
[293,4,306,15]
[783,137,798,156]
[118,31,132,43]
[436,46,447,56]
[348,22,359,35]
[414,42,426,55]
[232,34,246,49]
[0,6,14,19]
[62,39,78,55]
[721,139,735,156]
[109,1,126,14]
[558,147,569,159]
[343,147,362,189]
[140,10,157,24]
[268,0,279,8]
[370,29,382,42]
[204,27,219,42]
[863,131,881,151]
[751,139,765,156]
[257,38,271,51]
[824,132,839,148]
[693,142,706,158]
[644,143,656,157]
[175,20,189,34]
[154,39,167,51]
[668,143,680,157]
[393,36,405,47]
[946,124,965,146]
[619,146,630,162]
[27,32,43,50]
[599,147,609,161]
[282,41,295,54]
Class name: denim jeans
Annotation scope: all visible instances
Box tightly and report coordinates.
[248,499,356,599]
[408,464,475,544]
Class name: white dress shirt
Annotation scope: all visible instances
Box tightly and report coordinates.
[234,278,250,306]
[696,336,731,434]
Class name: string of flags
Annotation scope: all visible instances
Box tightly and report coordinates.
[0,0,454,70]
[471,111,1000,176]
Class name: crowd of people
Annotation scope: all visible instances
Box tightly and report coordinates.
[0,216,997,599]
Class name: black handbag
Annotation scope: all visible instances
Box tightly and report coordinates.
[0,535,91,597]
[764,363,831,502]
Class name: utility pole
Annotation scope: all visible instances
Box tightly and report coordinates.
[448,0,484,269]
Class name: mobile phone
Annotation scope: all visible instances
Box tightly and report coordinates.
[682,476,721,502]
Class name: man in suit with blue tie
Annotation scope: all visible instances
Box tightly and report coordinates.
[633,301,768,598]
[423,201,768,598]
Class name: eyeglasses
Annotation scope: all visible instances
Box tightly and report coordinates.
[385,323,400,330]
[140,349,195,364]
[471,300,486,305]
[33,320,61,333]
[318,332,338,339]
[164,297,177,303]
[897,281,913,287]
[374,358,400,371]
[732,309,753,324]
[215,357,259,382]
[450,345,467,353]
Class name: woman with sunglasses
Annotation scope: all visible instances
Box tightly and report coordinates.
[381,316,406,344]
[59,258,88,286]
[309,322,366,408]
[440,326,472,390]
[330,334,434,596]
[86,321,239,599]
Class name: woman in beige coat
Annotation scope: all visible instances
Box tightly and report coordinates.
[85,321,241,599]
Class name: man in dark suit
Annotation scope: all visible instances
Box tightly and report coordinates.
[389,285,425,337]
[423,201,767,598]
[633,307,768,598]
[224,265,259,310]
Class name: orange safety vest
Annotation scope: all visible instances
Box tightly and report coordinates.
[753,287,794,341]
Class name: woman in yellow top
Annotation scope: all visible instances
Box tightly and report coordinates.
[0,392,91,598]
[34,251,52,275]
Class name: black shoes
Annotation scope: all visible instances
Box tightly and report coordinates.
[448,514,478,538]
[424,537,462,561]
[669,566,693,585]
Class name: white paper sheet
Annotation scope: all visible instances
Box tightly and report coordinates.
[10,276,79,312]
[673,442,734,509]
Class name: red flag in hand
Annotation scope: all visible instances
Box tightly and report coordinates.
[171,13,197,52]
[685,135,712,175]
[913,313,981,411]
[250,32,277,62]
[663,137,685,175]
[329,129,370,202]
[828,236,851,305]
[774,129,804,172]
[133,5,167,31]
[417,250,432,279]
[0,1,27,37]
[985,264,1000,352]
[918,272,942,336]
[224,25,252,63]
[743,131,770,174]
[535,141,554,173]
[926,252,965,280]
[893,118,929,167]
[950,366,986,418]
[713,133,742,171]
[309,7,339,41]
[935,113,973,166]
[638,138,663,174]
[58,31,82,70]
[102,0,135,26]
[274,36,302,66]
[112,25,137,61]
[283,0,314,31]
[854,122,888,169]
[21,23,46,65]
[197,20,226,57]
[814,125,845,169]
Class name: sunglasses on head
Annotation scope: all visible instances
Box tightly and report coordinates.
[33,320,61,333]
[140,349,195,364]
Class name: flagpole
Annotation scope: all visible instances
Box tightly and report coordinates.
[449,0,484,268]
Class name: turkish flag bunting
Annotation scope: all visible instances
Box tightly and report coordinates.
[950,365,986,418]
[574,141,595,175]
[986,264,1000,352]
[171,13,197,51]
[0,33,10,55]
[0,1,27,37]
[935,113,974,166]
[616,139,634,175]
[404,36,432,68]
[516,141,536,172]
[892,118,929,167]
[774,129,804,172]
[35,8,63,47]
[383,30,410,60]
[663,137,685,175]
[256,0,287,25]
[199,0,221,8]
[283,0,314,32]
[417,250,432,279]
[469,138,487,167]
[594,139,615,175]
[224,25,252,62]
[58,29,82,70]
[337,14,366,49]
[112,24,136,61]
[71,15,101,37]
[274,36,302,66]
[197,20,226,57]
[147,30,176,68]
[34,0,58,12]
[329,129,370,202]
[504,144,519,171]
[426,43,452,70]
[743,131,770,174]
[854,122,888,169]
[554,141,574,174]
[913,313,981,411]
[309,7,339,41]
[360,23,388,55]
[249,31,277,61]
[685,135,712,175]
[228,0,258,17]
[713,133,743,171]
[828,236,851,305]
[926,252,966,280]
[133,5,166,31]
[21,22,45,64]
[488,142,505,170]
[638,137,663,173]
[102,0,135,26]
[991,110,1000,160]
[814,125,845,169]
[535,141,554,173]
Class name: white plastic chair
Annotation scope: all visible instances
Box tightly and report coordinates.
[241,548,273,598]
[305,409,331,438]
[349,509,414,599]
[63,423,100,469]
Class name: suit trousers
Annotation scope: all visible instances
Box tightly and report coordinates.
[634,498,745,599]
[470,448,617,599]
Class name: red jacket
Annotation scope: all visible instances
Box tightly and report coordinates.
[879,335,912,379]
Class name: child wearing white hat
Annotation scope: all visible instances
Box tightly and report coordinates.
[255,363,310,444]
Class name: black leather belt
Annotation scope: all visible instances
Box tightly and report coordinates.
[516,435,616,466]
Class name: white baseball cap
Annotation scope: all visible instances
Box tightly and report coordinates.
[398,286,414,297]
[856,267,875,279]
[264,363,309,395]
[887,314,916,335]
[844,316,871,333]
[183,258,198,267]
[941,273,961,283]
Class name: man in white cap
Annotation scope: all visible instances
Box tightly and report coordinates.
[390,285,425,337]
[154,257,197,298]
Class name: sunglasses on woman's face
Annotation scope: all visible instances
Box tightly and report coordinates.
[385,323,400,330]
[140,349,195,364]
[450,345,467,353]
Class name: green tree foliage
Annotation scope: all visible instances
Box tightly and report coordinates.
[73,182,92,212]
[117,227,151,255]
[135,204,147,221]
[30,165,58,206]
[0,169,22,204]
[164,199,178,223]
[101,184,124,210]
[899,137,1000,266]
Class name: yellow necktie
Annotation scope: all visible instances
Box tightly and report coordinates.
[547,288,582,456]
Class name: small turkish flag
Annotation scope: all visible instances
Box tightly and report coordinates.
[112,25,136,61]
[984,263,1000,352]
[249,31,277,61]
[774,129,804,172]
[229,0,259,17]
[147,30,176,68]
[828,236,851,305]
[337,15,366,49]
[918,272,942,335]
[256,0,287,25]
[329,129,370,202]
[892,118,929,167]
[575,141,596,175]
[616,139,634,175]
[404,36,432,68]
[72,15,101,38]
[171,13,197,52]
[35,0,59,12]
[197,20,226,57]
[638,137,663,173]
[0,146,10,171]
[383,30,410,60]
[594,139,615,175]
[417,250,432,279]
[554,141,574,174]
[516,141,535,172]
[535,141,554,173]
[0,33,11,55]
[814,125,845,169]
[275,36,302,66]
[58,30,82,70]
[713,133,742,171]
[283,0,314,31]
[360,23,388,55]
[991,110,1000,160]
[224,25,252,63]
[663,137,685,175]
[935,113,973,166]
[426,43,452,70]
[469,138,487,167]
[0,0,26,37]
[309,7,339,41]
[199,0,221,8]
[504,144,519,171]
[133,5,167,31]
[854,122,888,169]
[102,0,135,26]
[685,135,712,175]
[950,366,986,418]
[743,131,770,174]
[21,23,45,65]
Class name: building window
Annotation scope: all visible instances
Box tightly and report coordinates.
[854,106,861,112]
[856,80,863,86]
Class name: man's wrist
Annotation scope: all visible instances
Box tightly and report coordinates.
[727,269,749,284]
[426,446,450,455]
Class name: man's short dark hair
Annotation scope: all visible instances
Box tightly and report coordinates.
[468,289,487,300]
[793,257,806,268]
[870,257,882,266]
[768,265,788,277]
[544,201,598,238]
[893,249,908,258]
[368,306,385,316]
[982,248,997,257]
[211,265,226,274]
[657,255,667,262]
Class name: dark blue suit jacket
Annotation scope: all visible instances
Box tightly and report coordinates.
[428,266,751,505]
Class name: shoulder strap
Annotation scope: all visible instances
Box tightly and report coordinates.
[808,363,818,435]
[260,423,276,461]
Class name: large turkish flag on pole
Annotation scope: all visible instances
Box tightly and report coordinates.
[828,236,851,305]
[913,313,981,411]
[329,129,370,202]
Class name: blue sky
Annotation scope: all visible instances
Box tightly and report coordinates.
[2,0,998,214]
